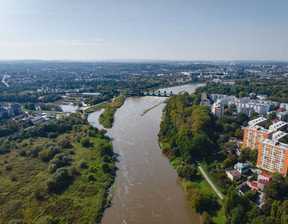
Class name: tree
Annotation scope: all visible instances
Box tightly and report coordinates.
[224,187,239,218]
[230,205,245,224]
[268,112,277,121]
[265,174,288,201]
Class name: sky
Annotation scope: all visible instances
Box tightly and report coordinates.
[0,0,288,61]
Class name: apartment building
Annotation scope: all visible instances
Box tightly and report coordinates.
[248,117,267,127]
[257,139,288,175]
[242,126,273,150]
[269,121,287,132]
[211,102,224,118]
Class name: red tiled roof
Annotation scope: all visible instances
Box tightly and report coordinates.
[260,172,273,179]
[251,188,258,193]
[249,181,258,188]
[272,119,279,123]
[258,179,269,185]
[277,108,285,112]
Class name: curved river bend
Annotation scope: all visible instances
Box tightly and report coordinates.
[88,83,204,224]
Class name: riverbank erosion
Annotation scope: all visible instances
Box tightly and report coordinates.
[0,113,116,223]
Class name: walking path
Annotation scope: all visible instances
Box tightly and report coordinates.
[196,161,225,200]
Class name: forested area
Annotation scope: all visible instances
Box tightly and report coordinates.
[0,113,115,223]
[195,79,288,103]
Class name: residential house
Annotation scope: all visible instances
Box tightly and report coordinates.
[226,170,242,181]
[234,162,250,174]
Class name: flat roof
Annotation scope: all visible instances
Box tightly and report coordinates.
[245,125,273,134]
[261,139,288,150]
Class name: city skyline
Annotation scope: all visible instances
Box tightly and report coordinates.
[1,0,288,61]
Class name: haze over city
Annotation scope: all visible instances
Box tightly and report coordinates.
[1,0,288,61]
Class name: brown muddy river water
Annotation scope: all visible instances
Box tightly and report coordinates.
[88,84,204,224]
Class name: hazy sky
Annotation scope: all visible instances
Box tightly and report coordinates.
[0,0,287,61]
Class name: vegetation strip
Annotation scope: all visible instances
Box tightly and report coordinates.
[98,95,126,128]
[141,102,163,116]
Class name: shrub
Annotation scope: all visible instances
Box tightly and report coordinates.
[79,160,88,169]
[45,167,70,193]
[68,166,79,176]
[35,216,55,224]
[48,164,58,174]
[5,164,12,171]
[202,211,212,224]
[177,165,197,181]
[57,138,71,149]
[80,137,91,147]
[50,154,69,168]
[33,187,43,201]
[87,173,96,181]
[29,146,43,158]
[0,146,10,155]
[10,175,17,181]
[102,163,111,173]
[39,149,54,162]
[47,132,57,139]
[19,150,27,157]
[99,142,113,157]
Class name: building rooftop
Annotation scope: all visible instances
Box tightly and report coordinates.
[261,139,288,150]
[272,131,288,141]
[269,121,287,131]
[248,117,267,126]
[258,179,269,185]
[234,162,249,169]
[246,125,274,134]
[227,170,241,177]
[249,181,258,188]
[259,172,273,180]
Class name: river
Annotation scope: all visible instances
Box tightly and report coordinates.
[88,83,204,224]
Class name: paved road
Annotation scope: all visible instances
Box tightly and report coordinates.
[196,161,225,200]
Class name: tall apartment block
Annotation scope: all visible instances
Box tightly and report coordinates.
[242,126,273,150]
[257,139,288,175]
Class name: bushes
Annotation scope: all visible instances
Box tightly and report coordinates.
[39,149,58,162]
[50,154,69,168]
[79,160,88,169]
[57,138,71,149]
[45,167,71,193]
[35,216,55,224]
[185,182,219,213]
[98,142,113,157]
[33,187,43,200]
[10,175,17,181]
[80,137,91,147]
[0,145,10,154]
[177,165,197,181]
[19,150,27,156]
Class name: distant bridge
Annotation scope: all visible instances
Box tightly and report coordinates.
[144,90,173,97]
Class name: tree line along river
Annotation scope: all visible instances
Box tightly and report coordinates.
[88,83,205,224]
